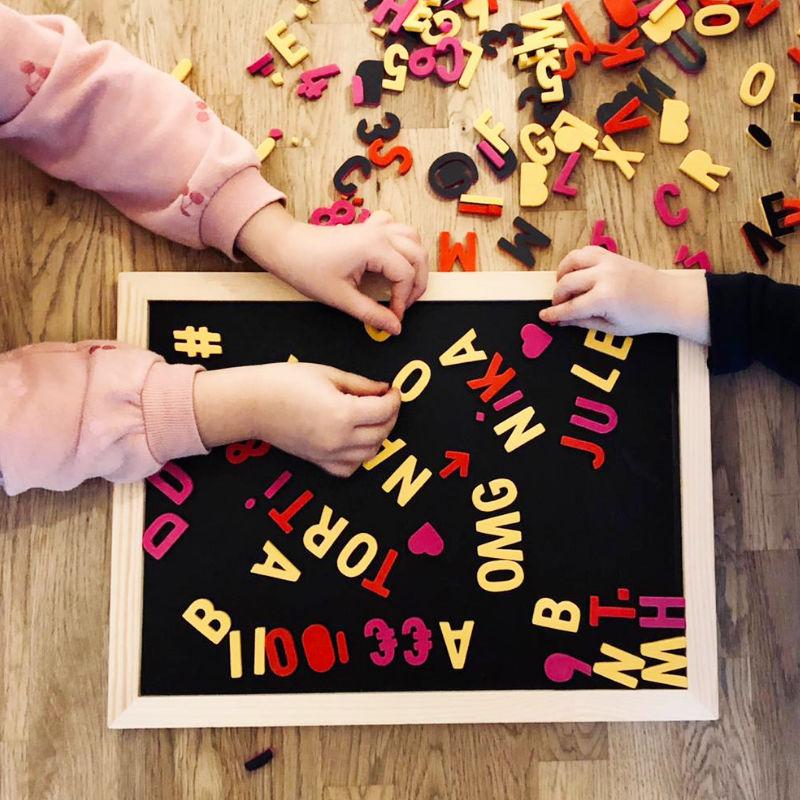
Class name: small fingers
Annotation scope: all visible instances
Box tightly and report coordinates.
[389,223,427,303]
[322,446,388,477]
[551,268,597,306]
[366,209,393,227]
[348,389,401,426]
[343,429,389,451]
[389,233,428,308]
[539,292,602,325]
[556,246,608,280]
[390,223,422,245]
[328,368,391,397]
[342,286,402,335]
[554,317,618,333]
[371,249,416,322]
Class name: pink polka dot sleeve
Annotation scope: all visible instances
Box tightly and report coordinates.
[0,3,285,257]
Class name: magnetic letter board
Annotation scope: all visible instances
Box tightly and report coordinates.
[109,272,717,728]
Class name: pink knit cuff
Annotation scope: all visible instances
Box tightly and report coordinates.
[141,362,209,464]
[200,166,286,260]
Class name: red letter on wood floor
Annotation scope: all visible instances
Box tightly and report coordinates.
[439,231,477,272]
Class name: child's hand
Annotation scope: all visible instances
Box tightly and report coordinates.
[539,246,710,343]
[237,204,428,336]
[194,363,401,477]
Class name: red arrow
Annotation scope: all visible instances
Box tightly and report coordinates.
[439,451,470,479]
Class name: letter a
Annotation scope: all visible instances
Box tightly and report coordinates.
[439,620,475,669]
[439,329,488,367]
[251,540,301,582]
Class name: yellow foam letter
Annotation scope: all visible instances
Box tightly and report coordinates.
[439,620,475,669]
[640,636,688,688]
[593,643,645,688]
[392,359,431,402]
[303,505,349,558]
[584,329,633,361]
[493,406,546,452]
[336,533,379,577]
[382,456,433,507]
[476,512,524,561]
[477,560,525,592]
[532,597,581,633]
[182,598,231,645]
[229,630,243,679]
[439,328,488,366]
[251,540,301,582]
[472,478,518,513]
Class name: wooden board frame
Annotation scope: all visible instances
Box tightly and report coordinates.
[109,271,717,729]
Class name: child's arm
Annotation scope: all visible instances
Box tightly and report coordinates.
[541,246,800,386]
[0,343,206,495]
[0,343,398,495]
[0,3,283,258]
[193,364,400,476]
[705,272,800,383]
[0,4,428,334]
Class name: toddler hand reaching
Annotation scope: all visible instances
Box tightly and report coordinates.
[541,245,800,389]
[237,206,427,337]
[194,364,400,478]
[539,246,710,343]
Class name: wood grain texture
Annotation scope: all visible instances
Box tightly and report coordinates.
[1,0,799,797]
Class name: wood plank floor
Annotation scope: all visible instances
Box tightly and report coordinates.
[1,1,799,798]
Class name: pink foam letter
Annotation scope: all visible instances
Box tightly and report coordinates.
[570,396,618,435]
[544,652,593,683]
[639,596,686,629]
[142,512,189,560]
[553,152,581,197]
[654,183,689,227]
[146,461,194,506]
[590,219,618,252]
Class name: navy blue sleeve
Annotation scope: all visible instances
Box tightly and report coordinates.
[706,272,800,385]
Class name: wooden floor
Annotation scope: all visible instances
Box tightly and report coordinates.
[1,1,799,798]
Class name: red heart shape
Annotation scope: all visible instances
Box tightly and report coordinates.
[520,322,553,359]
[408,522,444,557]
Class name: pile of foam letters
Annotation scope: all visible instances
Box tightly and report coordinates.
[243,0,800,273]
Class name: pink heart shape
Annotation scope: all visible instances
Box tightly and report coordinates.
[408,522,444,557]
[520,323,553,359]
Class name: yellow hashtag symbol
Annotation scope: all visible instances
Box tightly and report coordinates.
[172,326,223,358]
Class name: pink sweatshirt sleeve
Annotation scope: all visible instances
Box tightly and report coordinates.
[0,2,285,257]
[0,342,209,495]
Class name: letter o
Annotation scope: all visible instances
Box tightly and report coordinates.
[694,5,739,36]
[392,359,431,402]
[264,628,299,677]
[337,533,378,577]
[301,624,337,673]
[477,560,524,592]
[738,62,775,107]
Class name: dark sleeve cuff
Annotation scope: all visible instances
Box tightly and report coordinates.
[705,272,756,375]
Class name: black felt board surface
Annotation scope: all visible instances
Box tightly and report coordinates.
[140,299,683,695]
